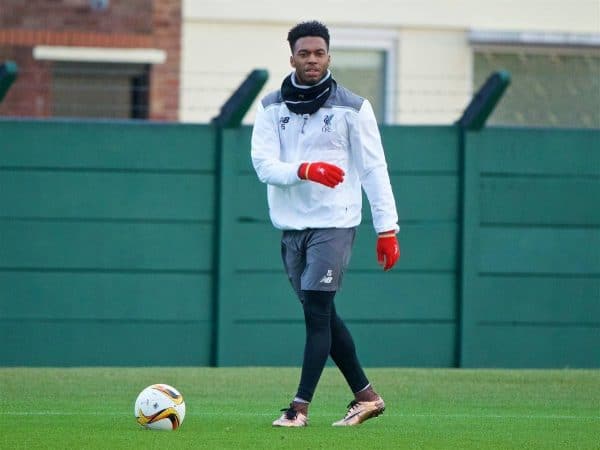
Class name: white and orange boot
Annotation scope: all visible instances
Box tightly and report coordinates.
[332,397,385,426]
[272,403,308,427]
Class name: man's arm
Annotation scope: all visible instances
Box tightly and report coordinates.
[349,99,400,271]
[251,102,345,188]
[251,102,302,186]
[349,99,399,234]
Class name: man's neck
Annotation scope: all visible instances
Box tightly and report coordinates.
[291,71,331,88]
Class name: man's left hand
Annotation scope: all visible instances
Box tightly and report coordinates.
[376,231,400,271]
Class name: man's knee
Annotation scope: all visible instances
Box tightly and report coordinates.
[302,290,335,326]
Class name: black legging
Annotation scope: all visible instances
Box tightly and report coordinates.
[295,290,369,402]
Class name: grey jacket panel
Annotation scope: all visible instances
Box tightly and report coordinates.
[261,90,283,108]
[324,83,364,112]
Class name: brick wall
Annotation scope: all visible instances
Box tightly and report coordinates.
[0,46,52,117]
[150,0,180,121]
[0,0,154,33]
[0,0,180,121]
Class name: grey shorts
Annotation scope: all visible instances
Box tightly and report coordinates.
[281,228,356,295]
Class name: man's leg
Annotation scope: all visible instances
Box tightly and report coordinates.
[272,289,334,427]
[292,229,355,406]
[295,289,335,404]
[329,301,385,426]
[329,301,370,393]
[273,231,312,427]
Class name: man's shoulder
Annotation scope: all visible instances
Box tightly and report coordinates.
[326,83,364,113]
[261,90,283,109]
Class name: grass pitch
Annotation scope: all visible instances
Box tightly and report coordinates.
[0,367,598,449]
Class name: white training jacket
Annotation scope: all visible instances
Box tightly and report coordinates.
[251,80,399,234]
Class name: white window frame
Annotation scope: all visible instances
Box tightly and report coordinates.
[468,30,600,49]
[329,28,398,124]
[33,46,166,64]
[469,29,600,60]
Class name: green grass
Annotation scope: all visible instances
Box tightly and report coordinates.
[0,367,598,449]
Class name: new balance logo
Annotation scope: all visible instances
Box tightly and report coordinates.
[320,269,333,284]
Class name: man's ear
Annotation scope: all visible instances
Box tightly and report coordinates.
[290,55,296,68]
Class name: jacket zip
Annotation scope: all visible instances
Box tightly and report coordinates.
[301,114,309,134]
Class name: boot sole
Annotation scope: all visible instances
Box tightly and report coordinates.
[358,405,385,424]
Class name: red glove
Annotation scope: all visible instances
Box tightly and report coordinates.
[298,162,345,188]
[377,231,400,271]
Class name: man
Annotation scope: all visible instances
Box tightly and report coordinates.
[251,20,400,427]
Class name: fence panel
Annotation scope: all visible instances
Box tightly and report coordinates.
[216,126,460,367]
[0,120,216,366]
[1,120,598,368]
[460,127,600,368]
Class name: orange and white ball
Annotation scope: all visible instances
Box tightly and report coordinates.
[134,384,186,430]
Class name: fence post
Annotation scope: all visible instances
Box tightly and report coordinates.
[457,70,511,131]
[455,71,511,367]
[211,69,268,366]
[212,69,269,128]
[0,61,18,103]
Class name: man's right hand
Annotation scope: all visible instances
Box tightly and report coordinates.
[298,162,345,188]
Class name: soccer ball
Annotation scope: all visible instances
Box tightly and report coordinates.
[134,384,186,430]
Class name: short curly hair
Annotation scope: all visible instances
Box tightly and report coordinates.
[287,20,330,53]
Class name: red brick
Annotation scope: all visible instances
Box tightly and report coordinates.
[0,0,180,120]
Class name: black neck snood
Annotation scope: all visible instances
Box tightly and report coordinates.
[281,71,335,115]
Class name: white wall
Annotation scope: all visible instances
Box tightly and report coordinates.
[184,0,600,33]
[396,29,473,124]
[180,22,291,123]
[180,0,600,124]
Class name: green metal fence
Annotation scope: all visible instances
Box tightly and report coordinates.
[1,118,598,367]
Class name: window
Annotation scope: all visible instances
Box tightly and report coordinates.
[51,62,148,119]
[52,62,149,119]
[33,46,165,120]
[330,29,397,124]
[470,31,600,128]
[474,51,600,128]
[330,49,387,123]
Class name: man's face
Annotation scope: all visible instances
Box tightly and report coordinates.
[290,36,330,85]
